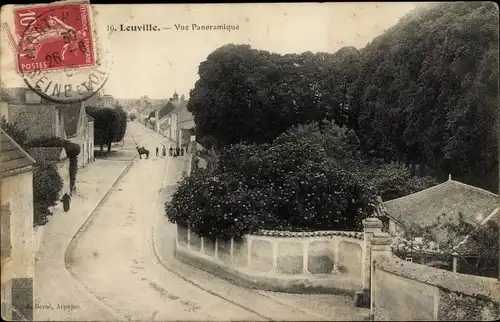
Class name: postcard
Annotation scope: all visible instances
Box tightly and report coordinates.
[0,1,498,321]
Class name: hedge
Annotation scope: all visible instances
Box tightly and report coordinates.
[166,126,377,241]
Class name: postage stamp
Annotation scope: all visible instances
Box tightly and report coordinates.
[14,1,96,73]
[4,1,113,103]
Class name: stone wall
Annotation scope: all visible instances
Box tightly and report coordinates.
[175,225,366,295]
[372,251,500,321]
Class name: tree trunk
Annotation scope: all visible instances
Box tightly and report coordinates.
[411,162,416,176]
[100,144,104,155]
[107,142,112,153]
[418,162,426,177]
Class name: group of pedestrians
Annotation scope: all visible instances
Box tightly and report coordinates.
[155,145,185,158]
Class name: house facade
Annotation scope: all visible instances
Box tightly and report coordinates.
[157,93,193,148]
[1,88,94,169]
[55,102,94,168]
[2,88,65,141]
[0,127,36,321]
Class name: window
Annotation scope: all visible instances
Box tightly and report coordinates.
[1,202,12,262]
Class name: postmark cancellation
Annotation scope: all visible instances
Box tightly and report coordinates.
[3,1,113,103]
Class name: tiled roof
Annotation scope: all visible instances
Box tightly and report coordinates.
[57,103,82,138]
[171,99,188,114]
[384,179,499,229]
[157,101,177,120]
[27,147,66,162]
[0,127,36,174]
[0,88,14,101]
[0,87,28,103]
[82,93,100,107]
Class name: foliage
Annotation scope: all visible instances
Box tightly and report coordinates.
[129,112,137,121]
[189,2,498,192]
[279,120,437,201]
[27,137,81,191]
[0,116,27,148]
[113,106,128,142]
[195,146,219,173]
[392,212,499,274]
[86,106,127,153]
[166,124,377,241]
[33,161,63,226]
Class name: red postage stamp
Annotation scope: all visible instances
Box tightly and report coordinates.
[13,1,96,73]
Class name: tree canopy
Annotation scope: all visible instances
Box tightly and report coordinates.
[166,121,378,241]
[86,106,127,153]
[188,2,498,192]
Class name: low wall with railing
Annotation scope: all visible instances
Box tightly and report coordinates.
[174,225,367,295]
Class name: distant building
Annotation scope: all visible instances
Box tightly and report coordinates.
[0,127,36,321]
[1,87,94,169]
[157,92,194,148]
[100,94,115,108]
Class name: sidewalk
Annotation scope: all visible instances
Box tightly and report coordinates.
[34,159,131,321]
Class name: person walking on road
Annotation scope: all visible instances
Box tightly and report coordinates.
[156,146,159,157]
[162,145,166,157]
[176,146,180,158]
[61,193,71,212]
[169,146,173,157]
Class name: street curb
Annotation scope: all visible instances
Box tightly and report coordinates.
[63,156,137,321]
[150,157,274,321]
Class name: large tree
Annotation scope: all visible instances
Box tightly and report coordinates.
[190,2,498,192]
[113,105,128,143]
[86,106,120,154]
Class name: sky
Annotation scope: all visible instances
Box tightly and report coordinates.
[1,3,422,100]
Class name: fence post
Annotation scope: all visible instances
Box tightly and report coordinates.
[356,218,384,307]
[452,251,458,273]
[369,231,392,320]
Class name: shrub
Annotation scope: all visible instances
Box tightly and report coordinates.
[129,113,137,121]
[27,137,81,191]
[0,116,27,148]
[33,161,63,226]
[166,129,376,241]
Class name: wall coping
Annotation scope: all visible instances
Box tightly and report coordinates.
[250,230,364,240]
[374,255,500,302]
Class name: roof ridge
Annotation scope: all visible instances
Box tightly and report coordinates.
[385,179,498,206]
[448,179,498,198]
[0,126,36,166]
[384,181,444,204]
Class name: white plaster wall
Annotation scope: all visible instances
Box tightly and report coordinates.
[0,170,35,284]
